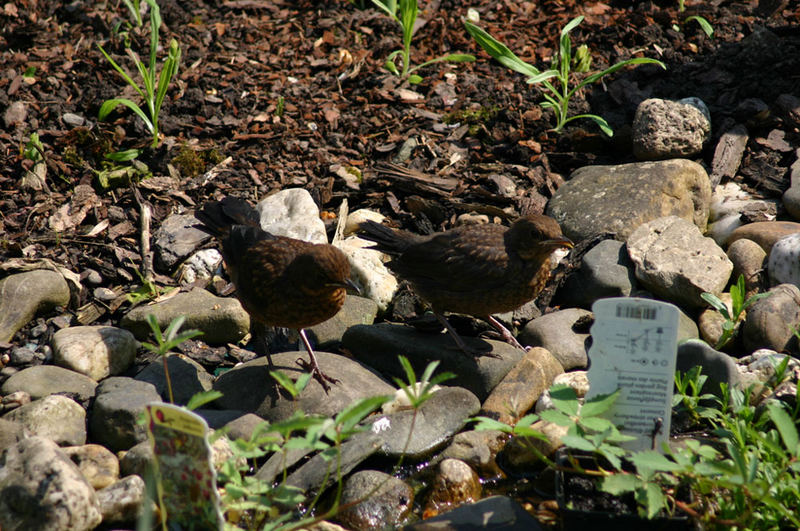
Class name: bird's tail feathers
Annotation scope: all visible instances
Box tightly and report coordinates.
[195,197,261,238]
[357,220,415,255]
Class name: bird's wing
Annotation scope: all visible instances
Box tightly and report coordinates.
[392,226,514,293]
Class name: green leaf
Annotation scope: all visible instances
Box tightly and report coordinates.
[471,416,514,433]
[701,292,732,319]
[561,434,596,452]
[631,451,681,472]
[580,416,616,432]
[639,482,666,519]
[525,69,559,85]
[444,53,476,62]
[600,473,639,494]
[685,15,714,38]
[580,389,620,417]
[581,57,666,87]
[549,384,579,416]
[185,390,223,410]
[464,20,542,78]
[99,98,154,133]
[767,402,799,455]
[334,395,391,434]
[105,148,142,162]
[539,409,572,427]
[270,370,299,397]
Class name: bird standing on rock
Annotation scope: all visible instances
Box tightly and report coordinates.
[358,215,573,355]
[195,196,355,393]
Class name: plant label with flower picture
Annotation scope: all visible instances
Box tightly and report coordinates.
[145,403,224,530]
[586,298,679,452]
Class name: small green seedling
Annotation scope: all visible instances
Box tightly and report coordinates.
[97,0,181,149]
[700,274,770,350]
[465,16,666,136]
[142,314,203,403]
[673,0,713,38]
[370,0,475,83]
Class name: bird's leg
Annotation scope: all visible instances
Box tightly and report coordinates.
[296,328,340,393]
[251,321,283,395]
[485,315,526,351]
[435,313,498,358]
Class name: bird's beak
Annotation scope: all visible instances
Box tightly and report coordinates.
[328,278,361,295]
[544,237,574,249]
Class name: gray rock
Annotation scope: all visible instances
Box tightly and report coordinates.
[0,418,28,452]
[739,349,800,389]
[546,159,712,242]
[121,288,249,344]
[62,444,119,490]
[0,270,71,342]
[768,233,800,288]
[781,186,800,221]
[627,216,732,308]
[223,413,270,441]
[256,188,327,243]
[676,340,741,395]
[368,387,480,459]
[559,239,637,308]
[742,284,800,353]
[481,347,563,425]
[0,437,102,531]
[305,295,378,349]
[405,495,545,530]
[3,101,27,127]
[338,470,414,531]
[286,431,381,492]
[728,221,800,254]
[118,441,152,478]
[1,365,97,405]
[5,394,86,446]
[439,429,507,477]
[727,238,766,295]
[135,354,213,405]
[342,323,523,401]
[52,325,138,381]
[96,475,146,525]
[212,350,394,421]
[193,409,249,429]
[519,309,592,370]
[424,458,481,517]
[89,377,162,452]
[632,97,711,160]
[153,213,211,272]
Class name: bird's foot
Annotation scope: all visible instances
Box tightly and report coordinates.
[295,357,339,393]
[486,315,526,351]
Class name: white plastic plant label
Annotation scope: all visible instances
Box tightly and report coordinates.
[586,297,680,452]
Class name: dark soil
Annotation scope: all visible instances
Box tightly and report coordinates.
[1,0,799,524]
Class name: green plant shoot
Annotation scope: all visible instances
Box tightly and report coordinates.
[465,16,666,136]
[141,314,202,403]
[97,0,181,148]
[700,274,769,349]
[371,0,474,83]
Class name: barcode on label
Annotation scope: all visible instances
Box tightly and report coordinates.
[615,304,657,320]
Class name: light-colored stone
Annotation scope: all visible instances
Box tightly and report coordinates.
[5,394,86,446]
[121,288,249,344]
[52,325,137,381]
[256,188,327,243]
[423,459,481,518]
[0,270,71,342]
[727,238,767,296]
[154,213,212,272]
[344,208,385,236]
[546,159,712,242]
[1,365,97,404]
[768,233,800,288]
[62,444,120,490]
[96,475,146,525]
[481,347,563,425]
[627,216,733,308]
[336,235,398,311]
[0,437,102,531]
[632,97,711,160]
